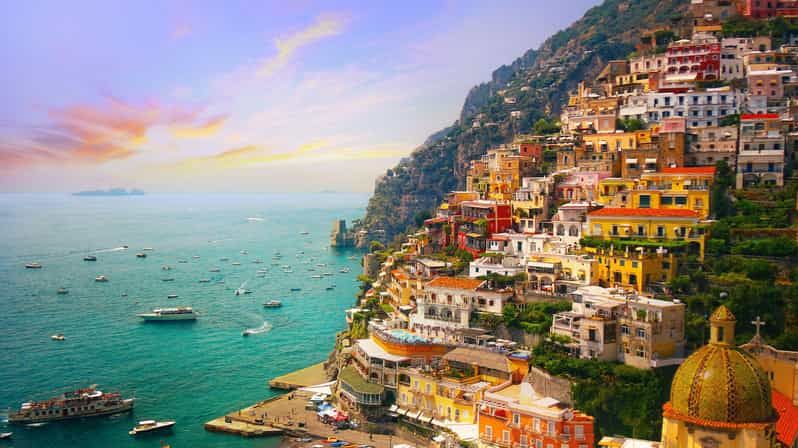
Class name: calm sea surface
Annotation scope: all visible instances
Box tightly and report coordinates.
[0,193,367,448]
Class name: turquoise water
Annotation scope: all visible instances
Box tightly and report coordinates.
[0,193,367,448]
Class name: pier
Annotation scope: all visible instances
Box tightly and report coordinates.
[268,362,328,390]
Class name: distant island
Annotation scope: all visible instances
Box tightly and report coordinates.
[72,188,145,197]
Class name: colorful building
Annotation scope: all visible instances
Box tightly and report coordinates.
[478,382,595,448]
[457,201,514,256]
[737,113,785,188]
[590,246,678,293]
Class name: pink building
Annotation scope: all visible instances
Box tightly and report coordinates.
[556,172,611,202]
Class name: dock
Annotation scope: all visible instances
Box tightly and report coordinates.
[268,362,329,390]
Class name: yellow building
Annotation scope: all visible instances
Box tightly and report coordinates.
[588,246,677,293]
[586,207,706,259]
[635,167,716,219]
[582,129,652,153]
[387,269,423,308]
[597,178,639,205]
[395,347,527,425]
[661,306,777,448]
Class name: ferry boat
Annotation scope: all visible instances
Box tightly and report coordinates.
[137,307,196,321]
[263,300,282,308]
[83,255,97,261]
[128,420,175,436]
[8,386,134,424]
[25,262,42,269]
[95,275,109,282]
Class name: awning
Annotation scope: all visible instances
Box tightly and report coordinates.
[625,159,638,164]
[389,404,399,412]
[396,407,409,416]
[645,158,658,164]
[599,140,607,145]
[529,261,556,269]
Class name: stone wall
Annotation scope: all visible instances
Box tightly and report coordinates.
[524,366,573,405]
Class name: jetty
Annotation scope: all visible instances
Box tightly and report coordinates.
[268,362,328,390]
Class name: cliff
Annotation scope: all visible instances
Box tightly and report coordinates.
[362,0,690,241]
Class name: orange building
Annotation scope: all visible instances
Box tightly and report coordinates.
[478,382,595,448]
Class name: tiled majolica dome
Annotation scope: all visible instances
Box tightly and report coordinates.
[668,306,774,424]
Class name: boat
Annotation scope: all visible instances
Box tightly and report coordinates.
[161,278,175,282]
[220,257,229,261]
[128,420,175,436]
[136,253,147,258]
[300,231,309,235]
[25,423,47,428]
[252,259,263,264]
[192,255,200,259]
[263,300,282,308]
[311,275,322,279]
[325,286,335,291]
[177,259,188,263]
[83,255,97,261]
[167,294,178,299]
[323,272,333,276]
[95,275,109,282]
[8,385,135,424]
[198,279,211,283]
[348,256,357,260]
[234,288,252,296]
[137,307,196,321]
[232,262,241,266]
[240,250,248,255]
[339,268,350,273]
[142,247,154,251]
[209,268,220,272]
[0,433,11,439]
[25,262,42,269]
[316,263,326,267]
[57,287,68,295]
[290,288,301,292]
[51,334,65,341]
[161,265,171,271]
[256,269,268,273]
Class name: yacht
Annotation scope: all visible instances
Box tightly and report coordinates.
[95,275,109,282]
[57,287,68,295]
[83,255,97,262]
[9,386,134,424]
[128,420,175,436]
[25,262,42,269]
[137,307,196,321]
[263,300,282,308]
[0,433,11,439]
[51,334,65,341]
[135,253,147,258]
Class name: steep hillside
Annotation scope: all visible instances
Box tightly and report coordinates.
[362,0,690,241]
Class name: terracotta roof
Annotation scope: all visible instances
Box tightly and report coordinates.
[660,166,716,175]
[773,390,798,447]
[391,269,409,281]
[426,276,484,290]
[741,113,780,120]
[588,208,700,218]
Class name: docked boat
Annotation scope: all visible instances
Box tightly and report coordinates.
[128,419,175,436]
[95,275,109,282]
[8,385,134,424]
[51,334,65,341]
[137,307,196,321]
[135,253,147,258]
[57,287,68,295]
[83,255,97,261]
[25,262,42,269]
[311,275,322,279]
[263,300,282,308]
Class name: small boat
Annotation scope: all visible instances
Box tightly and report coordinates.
[290,288,301,292]
[339,268,350,273]
[95,275,109,282]
[83,255,97,261]
[142,247,154,251]
[311,275,322,279]
[209,268,220,272]
[25,423,47,428]
[323,272,333,276]
[219,257,229,261]
[232,262,241,266]
[161,278,175,282]
[235,289,252,296]
[138,307,196,321]
[325,286,334,291]
[136,253,147,258]
[57,287,68,295]
[348,256,357,260]
[178,259,188,263]
[252,259,263,264]
[263,300,282,308]
[198,279,211,283]
[167,294,178,299]
[51,334,65,341]
[192,255,200,259]
[122,245,129,249]
[25,262,42,269]
[128,420,175,436]
[300,231,309,235]
[256,273,266,278]
[256,269,268,273]
[316,263,326,267]
[0,433,11,439]
[162,265,171,271]
[240,250,248,255]
[121,293,128,297]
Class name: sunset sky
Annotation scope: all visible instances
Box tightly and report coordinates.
[0,0,599,193]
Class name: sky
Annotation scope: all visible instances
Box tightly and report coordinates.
[0,0,600,193]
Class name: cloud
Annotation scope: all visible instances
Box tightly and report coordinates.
[170,114,228,138]
[0,96,224,171]
[258,14,347,77]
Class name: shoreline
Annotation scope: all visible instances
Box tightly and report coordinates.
[268,362,329,390]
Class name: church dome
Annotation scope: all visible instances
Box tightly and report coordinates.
[668,306,774,424]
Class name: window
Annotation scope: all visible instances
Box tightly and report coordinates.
[547,421,555,436]
[661,196,673,205]
[520,435,528,448]
[639,195,651,208]
[637,225,645,236]
[621,325,630,335]
[657,226,665,237]
[637,328,647,338]
[513,413,520,426]
[485,426,493,440]
[503,430,510,443]
[675,196,688,205]
[534,417,541,433]
[575,425,584,440]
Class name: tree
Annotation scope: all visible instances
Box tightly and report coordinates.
[533,118,560,135]
[413,210,433,228]
[711,160,734,218]
[369,241,385,253]
[616,118,646,132]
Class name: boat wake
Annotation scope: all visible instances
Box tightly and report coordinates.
[95,246,128,253]
[246,217,265,222]
[242,321,272,336]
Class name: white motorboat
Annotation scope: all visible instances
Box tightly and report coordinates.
[83,255,97,261]
[263,300,282,308]
[137,307,196,321]
[25,262,42,269]
[95,275,109,282]
[51,334,65,341]
[142,247,154,251]
[57,287,69,295]
[128,419,175,436]
[0,432,11,439]
[135,253,147,258]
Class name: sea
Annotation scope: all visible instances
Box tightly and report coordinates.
[0,193,369,448]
